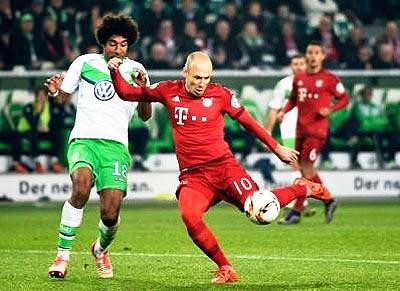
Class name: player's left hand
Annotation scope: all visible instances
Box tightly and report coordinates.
[318,107,331,117]
[274,144,299,164]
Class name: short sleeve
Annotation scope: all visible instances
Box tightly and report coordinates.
[329,74,346,97]
[60,55,85,94]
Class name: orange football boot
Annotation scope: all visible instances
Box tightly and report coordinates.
[90,240,113,278]
[211,265,238,284]
[293,177,331,202]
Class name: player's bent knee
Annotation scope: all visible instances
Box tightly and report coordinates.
[100,207,120,226]
[180,209,199,223]
[244,190,281,225]
[100,206,119,226]
[179,207,203,227]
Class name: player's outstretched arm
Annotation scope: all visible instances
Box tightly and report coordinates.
[235,110,278,150]
[235,109,298,164]
[109,59,144,101]
[108,57,162,103]
[44,72,70,104]
[273,144,299,164]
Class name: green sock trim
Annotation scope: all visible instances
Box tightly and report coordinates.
[99,223,119,250]
[57,224,79,250]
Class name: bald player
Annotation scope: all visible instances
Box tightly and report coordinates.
[107,52,331,284]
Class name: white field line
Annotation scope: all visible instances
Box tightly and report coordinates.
[0,249,399,265]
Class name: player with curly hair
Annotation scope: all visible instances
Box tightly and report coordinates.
[47,14,152,279]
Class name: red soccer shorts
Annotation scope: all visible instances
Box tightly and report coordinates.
[176,155,259,211]
[296,136,326,164]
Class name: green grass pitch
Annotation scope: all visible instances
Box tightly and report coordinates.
[0,199,399,290]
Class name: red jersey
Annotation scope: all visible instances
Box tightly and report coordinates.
[111,70,278,170]
[283,69,349,139]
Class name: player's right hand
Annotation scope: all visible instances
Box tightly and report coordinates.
[131,69,148,87]
[277,111,285,123]
[44,72,65,95]
[318,107,331,117]
[274,144,299,164]
[107,57,123,72]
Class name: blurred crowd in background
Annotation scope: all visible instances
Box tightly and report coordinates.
[1,0,400,71]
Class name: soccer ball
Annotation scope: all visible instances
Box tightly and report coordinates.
[244,190,281,225]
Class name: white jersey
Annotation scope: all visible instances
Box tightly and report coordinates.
[61,54,147,146]
[268,75,297,144]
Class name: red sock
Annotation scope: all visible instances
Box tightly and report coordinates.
[189,222,230,267]
[178,187,230,267]
[293,197,306,212]
[270,185,307,208]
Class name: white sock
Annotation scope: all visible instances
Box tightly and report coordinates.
[57,201,84,261]
[93,239,104,258]
[93,217,121,258]
[57,249,71,261]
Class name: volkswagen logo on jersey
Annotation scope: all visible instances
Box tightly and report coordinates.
[94,80,115,101]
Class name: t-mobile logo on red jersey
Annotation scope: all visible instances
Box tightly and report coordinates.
[175,106,189,125]
[299,88,319,102]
